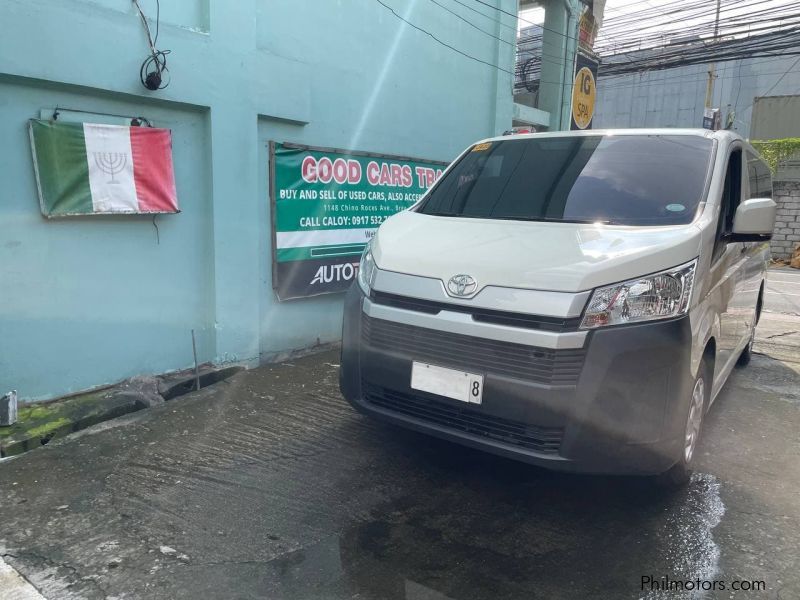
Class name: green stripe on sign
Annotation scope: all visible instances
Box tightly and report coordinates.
[276,245,365,263]
[30,120,93,216]
[310,244,366,258]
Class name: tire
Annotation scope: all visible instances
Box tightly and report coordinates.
[656,360,711,489]
[737,290,762,368]
[736,326,755,367]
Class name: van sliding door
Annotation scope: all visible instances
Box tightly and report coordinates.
[711,148,746,374]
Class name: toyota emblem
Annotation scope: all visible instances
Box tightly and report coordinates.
[447,274,478,297]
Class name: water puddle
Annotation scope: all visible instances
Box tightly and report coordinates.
[254,470,727,600]
[640,473,726,599]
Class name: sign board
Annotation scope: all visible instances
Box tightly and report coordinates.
[578,9,599,53]
[270,142,447,300]
[571,53,598,130]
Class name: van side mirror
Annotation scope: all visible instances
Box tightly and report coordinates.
[729,198,777,242]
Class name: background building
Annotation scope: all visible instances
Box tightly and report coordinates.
[593,21,800,260]
[594,38,800,139]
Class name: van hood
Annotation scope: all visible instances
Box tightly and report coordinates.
[372,211,702,293]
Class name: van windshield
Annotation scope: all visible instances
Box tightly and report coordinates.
[417,135,714,226]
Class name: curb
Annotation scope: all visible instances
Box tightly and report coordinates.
[0,367,243,459]
[0,391,149,459]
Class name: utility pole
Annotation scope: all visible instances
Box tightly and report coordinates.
[704,0,722,108]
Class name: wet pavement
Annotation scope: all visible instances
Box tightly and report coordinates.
[1,288,799,599]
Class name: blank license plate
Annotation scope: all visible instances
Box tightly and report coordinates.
[411,362,484,404]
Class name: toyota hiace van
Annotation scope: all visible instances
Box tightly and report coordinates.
[340,129,777,485]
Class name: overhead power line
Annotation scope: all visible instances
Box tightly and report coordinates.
[469,0,541,29]
[375,0,588,87]
[598,27,800,77]
[445,0,518,32]
[598,62,800,94]
[424,0,581,66]
[469,0,583,45]
[592,0,800,62]
[374,0,513,74]
[426,0,515,46]
[743,54,800,111]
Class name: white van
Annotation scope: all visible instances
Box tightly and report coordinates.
[340,129,776,485]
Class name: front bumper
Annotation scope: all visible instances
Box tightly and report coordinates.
[339,283,695,475]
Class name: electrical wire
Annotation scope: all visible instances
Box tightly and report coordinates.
[376,0,586,88]
[469,0,545,30]
[733,58,745,110]
[133,0,171,90]
[374,0,513,74]
[421,0,584,68]
[741,54,800,113]
[512,0,800,89]
[598,26,800,77]
[379,0,800,104]
[446,0,518,31]
[599,67,800,95]
[426,0,515,46]
[593,0,800,61]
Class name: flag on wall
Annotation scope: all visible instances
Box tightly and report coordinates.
[29,120,179,217]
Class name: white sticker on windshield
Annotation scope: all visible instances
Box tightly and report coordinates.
[666,203,686,212]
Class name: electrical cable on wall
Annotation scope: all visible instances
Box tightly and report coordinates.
[133,0,171,91]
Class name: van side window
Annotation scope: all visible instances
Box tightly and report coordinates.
[713,149,742,263]
[746,150,773,199]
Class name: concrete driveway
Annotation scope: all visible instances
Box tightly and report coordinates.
[1,271,799,599]
[765,267,800,316]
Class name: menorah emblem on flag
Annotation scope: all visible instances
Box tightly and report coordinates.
[93,151,128,184]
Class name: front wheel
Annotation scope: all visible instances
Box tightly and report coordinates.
[656,361,709,488]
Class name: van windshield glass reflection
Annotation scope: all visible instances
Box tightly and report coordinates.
[418,135,714,226]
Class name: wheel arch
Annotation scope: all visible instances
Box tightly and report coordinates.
[692,301,721,380]
[756,279,765,325]
[702,337,716,380]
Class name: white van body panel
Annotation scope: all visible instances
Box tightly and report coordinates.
[374,211,703,294]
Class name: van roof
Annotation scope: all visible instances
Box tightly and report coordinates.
[482,128,744,145]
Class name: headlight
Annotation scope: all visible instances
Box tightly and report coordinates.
[357,243,376,294]
[580,259,697,330]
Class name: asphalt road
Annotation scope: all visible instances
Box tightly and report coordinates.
[1,272,799,600]
[765,267,800,316]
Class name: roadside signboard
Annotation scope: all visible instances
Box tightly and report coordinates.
[571,52,599,130]
[270,142,447,300]
[578,9,599,54]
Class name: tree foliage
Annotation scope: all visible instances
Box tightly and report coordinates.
[751,138,800,174]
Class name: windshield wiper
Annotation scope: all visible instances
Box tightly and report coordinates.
[495,216,611,224]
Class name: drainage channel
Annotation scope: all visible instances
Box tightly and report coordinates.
[0,367,243,459]
[160,367,244,401]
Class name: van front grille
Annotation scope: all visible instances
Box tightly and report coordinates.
[361,315,585,386]
[370,291,582,332]
[362,383,564,454]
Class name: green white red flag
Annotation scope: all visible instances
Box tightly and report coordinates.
[29,120,179,217]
